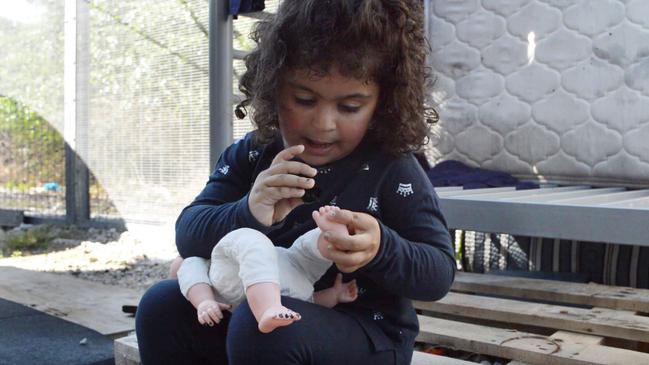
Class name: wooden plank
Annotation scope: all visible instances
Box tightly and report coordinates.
[0,209,23,227]
[112,333,474,365]
[452,272,649,312]
[0,266,141,336]
[114,333,140,365]
[549,331,603,346]
[415,292,649,342]
[411,351,476,365]
[417,316,649,365]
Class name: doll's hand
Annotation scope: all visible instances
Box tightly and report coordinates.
[248,145,317,226]
[196,299,231,326]
[333,273,358,303]
[320,207,381,273]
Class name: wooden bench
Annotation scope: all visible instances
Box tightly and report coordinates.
[114,331,476,365]
[113,271,649,364]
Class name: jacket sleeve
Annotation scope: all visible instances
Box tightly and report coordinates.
[175,133,270,258]
[360,155,456,301]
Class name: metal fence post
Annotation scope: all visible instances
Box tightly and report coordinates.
[64,0,90,225]
[209,0,234,171]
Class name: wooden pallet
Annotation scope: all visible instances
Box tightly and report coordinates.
[114,332,475,365]
[414,272,649,365]
[115,332,482,365]
[114,272,649,364]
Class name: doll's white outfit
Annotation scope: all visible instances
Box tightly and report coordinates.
[178,227,332,307]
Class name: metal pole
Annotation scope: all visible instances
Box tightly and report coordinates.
[64,0,90,225]
[209,0,233,171]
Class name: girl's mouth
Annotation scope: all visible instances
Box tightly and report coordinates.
[304,138,334,155]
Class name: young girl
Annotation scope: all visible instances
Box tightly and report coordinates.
[135,1,456,364]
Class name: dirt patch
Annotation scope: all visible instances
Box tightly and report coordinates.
[0,224,178,293]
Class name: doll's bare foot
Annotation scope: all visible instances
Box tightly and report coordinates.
[258,305,301,333]
[313,206,348,256]
[313,206,347,235]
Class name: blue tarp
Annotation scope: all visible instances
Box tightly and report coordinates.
[426,160,538,190]
[230,0,265,16]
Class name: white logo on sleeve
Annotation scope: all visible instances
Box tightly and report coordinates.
[360,163,370,171]
[248,150,259,162]
[367,197,379,212]
[330,196,338,206]
[218,165,230,175]
[396,183,414,197]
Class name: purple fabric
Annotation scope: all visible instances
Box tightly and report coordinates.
[425,160,538,190]
[230,0,265,16]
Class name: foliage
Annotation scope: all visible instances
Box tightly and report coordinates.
[1,225,55,257]
[0,96,65,188]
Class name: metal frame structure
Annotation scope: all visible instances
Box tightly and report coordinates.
[208,1,265,165]
[208,0,234,169]
[64,0,90,225]
[438,186,649,247]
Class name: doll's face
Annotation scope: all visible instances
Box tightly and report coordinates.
[277,66,379,166]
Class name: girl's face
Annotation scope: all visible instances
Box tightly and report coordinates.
[277,66,379,166]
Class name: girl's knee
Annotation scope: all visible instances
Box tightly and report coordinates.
[168,256,184,278]
[137,280,185,320]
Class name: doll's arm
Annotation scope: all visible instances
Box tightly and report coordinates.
[178,257,231,326]
[187,284,231,326]
[187,283,216,308]
[313,273,357,308]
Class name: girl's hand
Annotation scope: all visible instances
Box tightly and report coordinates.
[320,207,381,273]
[248,145,317,226]
[196,299,231,326]
[333,273,358,303]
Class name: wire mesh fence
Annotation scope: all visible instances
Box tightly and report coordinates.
[0,0,280,225]
[1,1,66,219]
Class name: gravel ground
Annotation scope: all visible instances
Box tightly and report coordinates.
[0,224,179,293]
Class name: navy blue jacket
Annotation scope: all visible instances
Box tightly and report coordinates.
[176,131,455,364]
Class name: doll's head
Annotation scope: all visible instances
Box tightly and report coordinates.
[237,0,437,157]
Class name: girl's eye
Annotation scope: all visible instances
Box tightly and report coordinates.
[339,104,361,113]
[295,97,315,106]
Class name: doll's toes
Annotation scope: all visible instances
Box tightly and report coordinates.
[258,306,300,333]
[280,310,300,320]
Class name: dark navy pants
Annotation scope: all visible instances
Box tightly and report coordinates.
[135,280,396,365]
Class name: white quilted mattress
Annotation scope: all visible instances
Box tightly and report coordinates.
[426,0,649,187]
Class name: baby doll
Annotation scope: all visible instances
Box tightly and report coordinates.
[177,205,358,333]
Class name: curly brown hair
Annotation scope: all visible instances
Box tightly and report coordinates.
[237,0,437,155]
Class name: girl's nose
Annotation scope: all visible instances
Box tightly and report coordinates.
[313,107,337,131]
